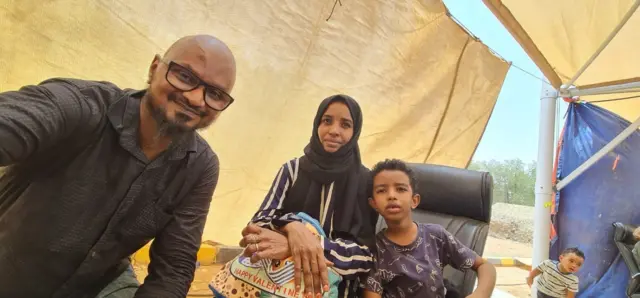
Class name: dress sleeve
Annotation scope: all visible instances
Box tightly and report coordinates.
[250,159,303,229]
[321,236,374,279]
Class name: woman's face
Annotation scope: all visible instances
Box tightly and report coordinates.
[317,101,354,153]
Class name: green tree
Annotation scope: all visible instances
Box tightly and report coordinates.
[468,159,536,206]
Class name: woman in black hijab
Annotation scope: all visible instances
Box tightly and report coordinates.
[241,94,377,298]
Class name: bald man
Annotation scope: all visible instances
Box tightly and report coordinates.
[0,35,236,298]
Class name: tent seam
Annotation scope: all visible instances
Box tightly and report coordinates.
[422,37,471,163]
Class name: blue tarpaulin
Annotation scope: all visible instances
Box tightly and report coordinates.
[550,102,640,297]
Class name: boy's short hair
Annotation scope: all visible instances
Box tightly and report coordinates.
[561,247,586,260]
[371,159,418,194]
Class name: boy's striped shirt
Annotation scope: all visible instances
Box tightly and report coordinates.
[536,260,579,297]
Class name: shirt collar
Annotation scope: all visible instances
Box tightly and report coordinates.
[106,89,198,162]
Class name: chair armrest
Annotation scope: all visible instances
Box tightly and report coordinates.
[613,222,639,245]
[630,272,640,296]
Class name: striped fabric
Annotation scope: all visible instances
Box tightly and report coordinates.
[252,158,374,298]
[266,259,296,285]
[535,260,579,298]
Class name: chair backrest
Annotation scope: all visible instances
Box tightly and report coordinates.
[612,222,640,296]
[375,163,493,296]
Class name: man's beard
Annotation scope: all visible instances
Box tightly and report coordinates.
[146,94,195,140]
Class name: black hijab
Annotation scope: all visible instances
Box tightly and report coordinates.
[283,94,376,248]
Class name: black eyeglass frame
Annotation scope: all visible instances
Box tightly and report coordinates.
[157,55,235,111]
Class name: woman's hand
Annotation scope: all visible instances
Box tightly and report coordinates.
[282,221,330,298]
[240,224,291,263]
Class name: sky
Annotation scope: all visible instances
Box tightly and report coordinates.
[442,0,569,163]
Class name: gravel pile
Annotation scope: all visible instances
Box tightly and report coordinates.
[489,202,535,243]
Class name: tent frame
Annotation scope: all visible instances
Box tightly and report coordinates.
[560,81,640,98]
[531,84,556,297]
[562,0,640,88]
[554,113,640,191]
[518,1,640,296]
[533,80,640,298]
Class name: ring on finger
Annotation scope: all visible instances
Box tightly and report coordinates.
[254,243,259,252]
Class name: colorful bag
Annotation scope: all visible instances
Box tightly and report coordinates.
[209,213,342,298]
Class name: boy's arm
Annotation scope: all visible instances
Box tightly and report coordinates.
[363,289,382,298]
[470,256,496,297]
[362,265,383,297]
[435,225,495,297]
[566,278,579,298]
[526,268,542,287]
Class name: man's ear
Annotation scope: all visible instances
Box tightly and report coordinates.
[147,55,162,84]
[368,197,377,210]
[411,193,421,209]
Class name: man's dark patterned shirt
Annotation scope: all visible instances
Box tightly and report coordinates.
[0,78,219,298]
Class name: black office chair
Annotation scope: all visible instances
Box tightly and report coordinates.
[376,163,493,297]
[612,222,640,298]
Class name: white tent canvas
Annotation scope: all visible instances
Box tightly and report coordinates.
[0,0,509,244]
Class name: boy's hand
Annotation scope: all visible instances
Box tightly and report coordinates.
[526,268,541,288]
[466,293,490,298]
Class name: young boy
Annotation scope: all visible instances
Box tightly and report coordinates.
[363,159,496,298]
[526,247,585,298]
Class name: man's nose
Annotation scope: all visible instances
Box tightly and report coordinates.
[183,86,206,108]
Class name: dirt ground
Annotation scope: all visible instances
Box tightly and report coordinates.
[133,236,533,297]
[485,236,533,297]
[485,235,532,258]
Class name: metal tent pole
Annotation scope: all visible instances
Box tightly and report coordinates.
[531,83,557,297]
[562,80,640,97]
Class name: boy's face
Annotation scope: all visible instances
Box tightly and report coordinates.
[559,253,584,273]
[369,170,420,222]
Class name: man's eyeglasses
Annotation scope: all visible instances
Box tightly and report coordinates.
[157,55,234,111]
